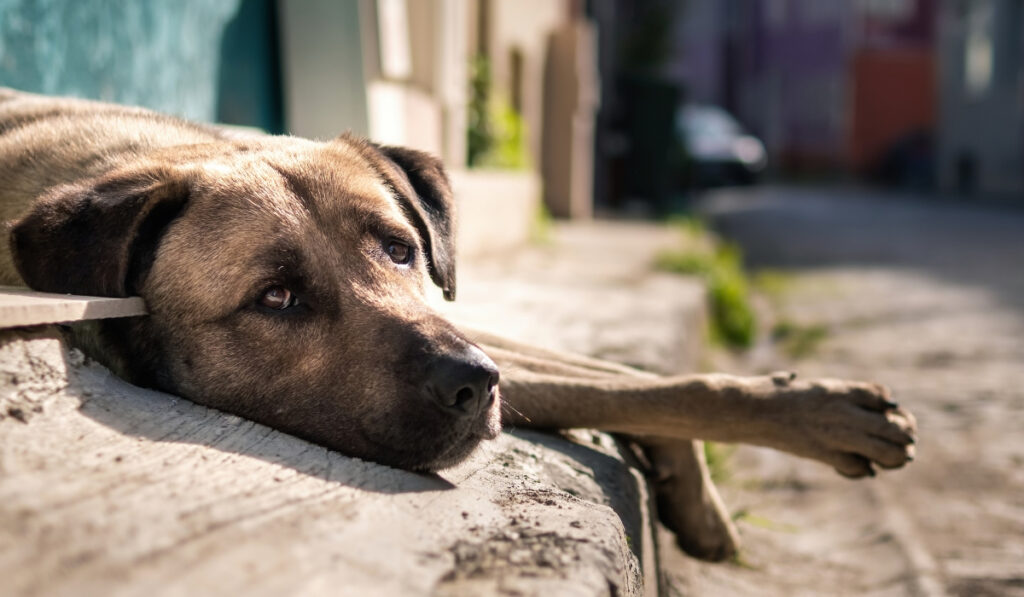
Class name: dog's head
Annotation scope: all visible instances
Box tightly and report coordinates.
[9,135,501,471]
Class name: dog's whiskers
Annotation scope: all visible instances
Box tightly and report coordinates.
[500,401,530,423]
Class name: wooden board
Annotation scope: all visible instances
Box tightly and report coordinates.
[0,286,146,328]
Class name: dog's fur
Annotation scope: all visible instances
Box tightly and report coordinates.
[0,89,916,561]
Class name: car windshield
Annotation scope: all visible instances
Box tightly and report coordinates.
[679,105,743,140]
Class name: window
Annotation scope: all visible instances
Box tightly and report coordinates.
[964,0,995,98]
[859,0,915,21]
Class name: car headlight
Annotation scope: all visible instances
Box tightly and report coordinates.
[733,136,766,169]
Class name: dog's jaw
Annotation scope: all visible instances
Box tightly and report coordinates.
[414,389,503,472]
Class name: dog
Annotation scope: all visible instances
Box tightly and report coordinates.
[0,89,916,561]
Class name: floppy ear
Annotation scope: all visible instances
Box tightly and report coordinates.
[373,144,458,301]
[9,168,191,297]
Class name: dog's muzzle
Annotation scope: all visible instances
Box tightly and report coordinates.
[425,343,499,420]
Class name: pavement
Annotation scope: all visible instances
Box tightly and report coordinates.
[438,221,706,374]
[663,186,1024,597]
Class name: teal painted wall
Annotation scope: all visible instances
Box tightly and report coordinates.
[216,0,283,133]
[0,0,266,126]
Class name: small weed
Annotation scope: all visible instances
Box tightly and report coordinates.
[732,509,799,533]
[655,251,710,276]
[730,551,763,571]
[467,54,529,170]
[529,202,554,245]
[753,269,794,302]
[656,239,757,349]
[663,214,709,238]
[771,320,829,359]
[703,441,736,483]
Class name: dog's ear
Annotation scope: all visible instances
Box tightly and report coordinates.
[9,168,191,297]
[373,144,457,301]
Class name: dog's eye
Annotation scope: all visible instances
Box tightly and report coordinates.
[259,286,298,310]
[386,240,412,265]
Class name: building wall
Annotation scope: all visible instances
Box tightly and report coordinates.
[848,0,937,174]
[279,0,370,140]
[486,0,568,167]
[745,0,853,171]
[667,0,945,178]
[667,0,725,104]
[849,49,935,171]
[670,0,857,173]
[0,0,242,123]
[937,0,1024,196]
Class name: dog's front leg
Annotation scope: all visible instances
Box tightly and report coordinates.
[497,371,917,479]
[635,435,741,561]
[473,333,741,560]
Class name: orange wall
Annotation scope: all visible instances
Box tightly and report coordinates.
[849,49,936,171]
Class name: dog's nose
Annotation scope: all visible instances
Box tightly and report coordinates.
[429,345,499,417]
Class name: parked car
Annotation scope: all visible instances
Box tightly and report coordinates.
[676,104,767,187]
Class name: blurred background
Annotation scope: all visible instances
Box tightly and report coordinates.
[3,2,1023,595]
[3,0,1020,220]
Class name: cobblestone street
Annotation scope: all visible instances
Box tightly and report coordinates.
[665,187,1024,597]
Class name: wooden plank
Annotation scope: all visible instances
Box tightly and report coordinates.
[0,286,146,328]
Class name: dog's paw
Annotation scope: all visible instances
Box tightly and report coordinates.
[774,377,917,478]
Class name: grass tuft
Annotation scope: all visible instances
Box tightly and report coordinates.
[655,220,757,349]
[753,269,794,302]
[703,441,736,483]
[771,319,829,359]
[529,202,554,245]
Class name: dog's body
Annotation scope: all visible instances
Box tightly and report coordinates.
[0,89,916,560]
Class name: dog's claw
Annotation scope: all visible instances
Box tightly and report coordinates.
[778,378,918,478]
[771,370,797,386]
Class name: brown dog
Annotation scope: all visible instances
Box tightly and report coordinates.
[0,89,916,561]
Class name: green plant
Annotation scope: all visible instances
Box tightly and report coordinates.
[771,320,829,359]
[703,441,736,483]
[467,55,493,167]
[707,245,756,348]
[529,201,554,245]
[482,95,528,169]
[753,270,793,302]
[466,55,529,170]
[732,509,799,533]
[655,233,757,349]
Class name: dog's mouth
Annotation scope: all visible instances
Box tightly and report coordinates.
[417,390,503,471]
[472,386,503,440]
[355,387,503,472]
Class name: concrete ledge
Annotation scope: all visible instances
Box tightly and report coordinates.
[0,326,652,596]
[449,169,542,260]
[0,221,706,596]
[438,221,707,376]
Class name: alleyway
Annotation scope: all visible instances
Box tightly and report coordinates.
[665,187,1024,597]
